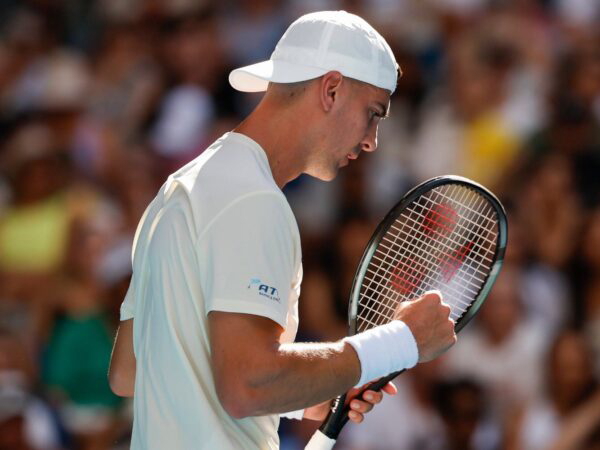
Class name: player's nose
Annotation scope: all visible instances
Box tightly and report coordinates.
[361,125,378,153]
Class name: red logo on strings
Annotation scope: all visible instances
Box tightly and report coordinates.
[389,259,425,295]
[439,241,475,282]
[422,203,457,237]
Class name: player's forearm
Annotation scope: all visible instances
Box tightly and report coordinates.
[215,340,360,418]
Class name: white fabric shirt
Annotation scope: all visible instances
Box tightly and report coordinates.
[120,132,303,449]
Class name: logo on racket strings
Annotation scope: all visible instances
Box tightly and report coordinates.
[439,241,475,281]
[248,278,281,303]
[390,259,425,296]
[422,202,457,237]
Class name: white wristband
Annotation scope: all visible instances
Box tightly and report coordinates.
[343,321,419,387]
[280,409,304,420]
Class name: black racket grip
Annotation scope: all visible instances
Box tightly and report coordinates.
[363,369,404,392]
[318,369,406,440]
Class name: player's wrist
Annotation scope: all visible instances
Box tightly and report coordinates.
[343,321,419,387]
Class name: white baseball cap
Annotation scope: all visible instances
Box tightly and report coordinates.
[229,11,399,94]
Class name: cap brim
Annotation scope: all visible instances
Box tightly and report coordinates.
[229,60,328,92]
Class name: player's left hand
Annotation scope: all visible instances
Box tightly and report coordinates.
[345,381,397,423]
[303,381,397,423]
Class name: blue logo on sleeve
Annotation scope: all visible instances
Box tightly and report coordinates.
[248,278,281,303]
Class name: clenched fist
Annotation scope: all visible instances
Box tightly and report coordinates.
[394,290,457,362]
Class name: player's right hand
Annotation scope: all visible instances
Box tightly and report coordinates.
[393,290,456,362]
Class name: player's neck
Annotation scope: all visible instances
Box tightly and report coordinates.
[234,102,312,189]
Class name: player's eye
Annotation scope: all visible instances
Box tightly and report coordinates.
[369,110,382,122]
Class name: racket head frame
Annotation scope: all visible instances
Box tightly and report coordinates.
[347,175,508,336]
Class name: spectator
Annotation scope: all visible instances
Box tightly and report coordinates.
[433,378,501,450]
[42,220,121,450]
[506,330,600,450]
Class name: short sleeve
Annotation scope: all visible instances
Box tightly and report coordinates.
[120,276,135,321]
[117,196,158,322]
[197,192,299,328]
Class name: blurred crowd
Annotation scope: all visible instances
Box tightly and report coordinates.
[0,0,599,449]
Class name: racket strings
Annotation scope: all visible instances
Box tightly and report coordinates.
[404,200,498,250]
[359,185,496,328]
[356,184,499,333]
[367,240,485,303]
[364,258,476,310]
[387,185,497,321]
[379,233,490,282]
[381,208,494,288]
[360,185,480,327]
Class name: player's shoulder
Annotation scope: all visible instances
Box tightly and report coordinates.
[168,132,292,229]
[176,132,281,200]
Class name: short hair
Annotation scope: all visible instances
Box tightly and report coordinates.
[266,79,315,102]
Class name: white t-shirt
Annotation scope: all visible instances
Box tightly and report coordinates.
[120,132,303,449]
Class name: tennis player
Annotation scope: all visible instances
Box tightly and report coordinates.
[109,11,456,449]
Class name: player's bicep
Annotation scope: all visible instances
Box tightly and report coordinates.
[208,311,283,416]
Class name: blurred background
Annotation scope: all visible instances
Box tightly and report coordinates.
[0,0,599,449]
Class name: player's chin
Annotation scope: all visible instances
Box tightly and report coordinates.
[318,172,338,182]
[311,165,340,181]
[328,166,343,180]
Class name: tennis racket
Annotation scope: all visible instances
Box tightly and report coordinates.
[305,175,508,450]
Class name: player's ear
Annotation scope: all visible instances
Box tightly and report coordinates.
[319,71,343,112]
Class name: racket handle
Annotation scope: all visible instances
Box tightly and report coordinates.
[365,370,403,392]
[306,370,406,450]
[305,430,337,450]
[326,370,405,433]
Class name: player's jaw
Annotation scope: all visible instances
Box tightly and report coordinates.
[307,147,358,181]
